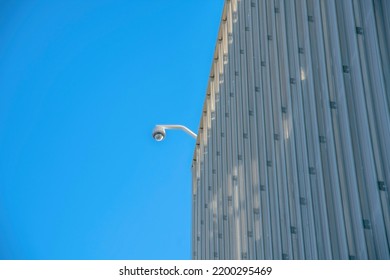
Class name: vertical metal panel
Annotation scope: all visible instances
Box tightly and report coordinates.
[307,0,350,259]
[250,0,266,259]
[192,0,390,260]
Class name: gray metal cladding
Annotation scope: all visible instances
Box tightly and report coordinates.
[192,0,390,259]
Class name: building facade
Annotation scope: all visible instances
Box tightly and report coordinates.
[192,0,390,259]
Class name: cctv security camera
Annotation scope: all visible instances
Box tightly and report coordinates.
[152,126,166,141]
[152,124,197,142]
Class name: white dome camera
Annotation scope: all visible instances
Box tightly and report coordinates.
[152,126,166,141]
[152,124,197,142]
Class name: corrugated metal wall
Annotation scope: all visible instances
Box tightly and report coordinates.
[192,0,390,259]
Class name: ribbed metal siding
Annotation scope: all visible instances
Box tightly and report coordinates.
[192,0,390,260]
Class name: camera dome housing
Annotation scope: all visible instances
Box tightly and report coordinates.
[152,126,166,141]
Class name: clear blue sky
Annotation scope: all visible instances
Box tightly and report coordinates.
[0,0,223,259]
